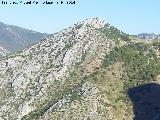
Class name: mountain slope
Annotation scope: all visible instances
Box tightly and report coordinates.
[0,18,159,120]
[0,22,49,56]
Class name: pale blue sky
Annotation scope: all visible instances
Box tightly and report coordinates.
[0,0,159,34]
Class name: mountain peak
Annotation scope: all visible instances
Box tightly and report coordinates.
[82,17,105,29]
[1,18,159,120]
[70,17,106,37]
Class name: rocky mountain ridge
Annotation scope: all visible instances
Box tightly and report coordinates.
[0,17,124,119]
[0,18,159,120]
[133,33,160,41]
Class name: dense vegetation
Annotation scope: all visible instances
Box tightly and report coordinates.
[99,24,131,42]
[103,42,160,89]
[152,40,160,48]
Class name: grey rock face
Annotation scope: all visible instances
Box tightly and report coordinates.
[0,18,126,120]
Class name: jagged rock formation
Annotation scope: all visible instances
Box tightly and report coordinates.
[0,18,159,120]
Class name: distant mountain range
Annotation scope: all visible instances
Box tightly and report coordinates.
[133,33,160,40]
[0,22,50,56]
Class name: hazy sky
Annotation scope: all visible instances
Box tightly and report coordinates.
[0,0,159,34]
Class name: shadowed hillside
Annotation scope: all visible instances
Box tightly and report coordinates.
[128,83,160,120]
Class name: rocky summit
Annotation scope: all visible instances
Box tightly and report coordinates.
[0,18,160,120]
